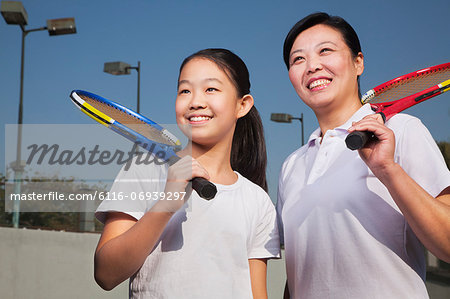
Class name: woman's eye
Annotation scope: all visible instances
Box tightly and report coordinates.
[292,56,304,63]
[206,87,217,92]
[179,89,190,94]
[320,48,332,54]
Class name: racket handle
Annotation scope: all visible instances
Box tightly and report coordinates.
[345,112,386,150]
[192,177,217,200]
[345,131,373,150]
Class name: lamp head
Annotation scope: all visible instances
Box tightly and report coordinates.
[270,113,293,123]
[46,17,76,36]
[1,1,28,25]
[104,62,131,75]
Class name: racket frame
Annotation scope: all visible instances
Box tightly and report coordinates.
[346,62,450,150]
[70,90,180,159]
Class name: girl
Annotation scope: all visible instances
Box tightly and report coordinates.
[277,12,450,299]
[94,48,280,298]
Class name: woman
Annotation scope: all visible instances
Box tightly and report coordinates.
[94,49,280,298]
[277,12,450,299]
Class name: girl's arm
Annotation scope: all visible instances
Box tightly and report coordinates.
[249,258,268,299]
[349,115,450,262]
[94,156,210,290]
[94,211,174,290]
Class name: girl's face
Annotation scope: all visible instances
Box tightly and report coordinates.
[176,58,250,146]
[288,24,364,113]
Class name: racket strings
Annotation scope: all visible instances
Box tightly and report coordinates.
[368,67,450,104]
[81,95,174,146]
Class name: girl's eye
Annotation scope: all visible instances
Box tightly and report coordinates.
[206,87,218,92]
[179,89,190,94]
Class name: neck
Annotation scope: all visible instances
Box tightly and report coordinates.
[315,97,362,136]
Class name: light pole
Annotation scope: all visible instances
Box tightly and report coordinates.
[271,113,305,146]
[103,61,141,113]
[1,1,77,228]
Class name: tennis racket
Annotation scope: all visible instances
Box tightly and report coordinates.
[69,89,217,200]
[346,62,450,150]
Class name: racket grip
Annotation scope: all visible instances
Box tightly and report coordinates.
[345,112,386,150]
[192,177,217,200]
[345,131,372,150]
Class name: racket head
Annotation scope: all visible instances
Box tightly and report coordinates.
[361,62,450,113]
[70,90,182,155]
[346,62,449,150]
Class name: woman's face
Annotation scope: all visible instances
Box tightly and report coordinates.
[288,24,364,113]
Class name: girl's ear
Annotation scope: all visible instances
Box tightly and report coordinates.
[236,94,254,119]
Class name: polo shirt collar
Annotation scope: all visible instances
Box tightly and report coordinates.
[306,104,374,146]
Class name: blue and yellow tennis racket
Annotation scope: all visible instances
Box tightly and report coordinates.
[70,89,217,200]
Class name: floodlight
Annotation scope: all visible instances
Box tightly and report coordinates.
[1,1,28,25]
[46,17,76,36]
[104,61,132,75]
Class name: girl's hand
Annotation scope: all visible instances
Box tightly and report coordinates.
[152,156,210,212]
[348,114,396,177]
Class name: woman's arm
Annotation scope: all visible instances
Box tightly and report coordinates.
[349,115,450,262]
[249,258,268,299]
[377,167,450,261]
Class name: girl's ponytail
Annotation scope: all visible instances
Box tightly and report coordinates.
[231,106,267,191]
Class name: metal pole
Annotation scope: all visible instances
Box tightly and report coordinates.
[12,26,47,228]
[12,27,27,228]
[137,61,140,114]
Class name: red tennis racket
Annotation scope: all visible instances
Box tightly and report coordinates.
[346,62,450,150]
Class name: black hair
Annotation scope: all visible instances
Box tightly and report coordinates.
[283,12,363,96]
[179,48,268,191]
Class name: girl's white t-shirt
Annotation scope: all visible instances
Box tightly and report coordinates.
[96,161,280,299]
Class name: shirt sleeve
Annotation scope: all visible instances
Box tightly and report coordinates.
[95,158,167,223]
[248,194,281,259]
[393,115,450,197]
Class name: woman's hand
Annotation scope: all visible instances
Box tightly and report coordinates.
[348,114,396,177]
[152,155,210,212]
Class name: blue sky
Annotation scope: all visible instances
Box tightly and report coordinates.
[1,0,449,201]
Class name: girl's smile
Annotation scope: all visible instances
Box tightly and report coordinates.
[186,113,212,125]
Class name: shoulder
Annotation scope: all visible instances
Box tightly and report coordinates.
[238,174,269,198]
[95,157,169,224]
[386,113,435,147]
[387,114,450,195]
[386,113,422,130]
[236,173,274,207]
